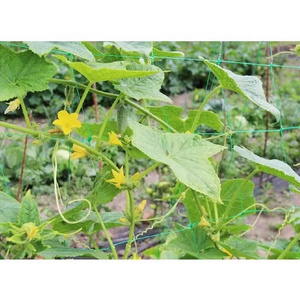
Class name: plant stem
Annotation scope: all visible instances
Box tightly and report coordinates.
[215,168,259,232]
[0,121,119,172]
[124,146,130,215]
[213,202,220,241]
[92,203,118,260]
[97,94,122,148]
[192,190,205,217]
[137,162,161,180]
[190,85,222,133]
[124,98,178,133]
[0,121,38,136]
[75,81,93,114]
[123,190,135,259]
[49,78,118,99]
[19,97,32,129]
[277,232,300,259]
[89,234,99,251]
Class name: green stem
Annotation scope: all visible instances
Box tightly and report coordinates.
[277,232,300,259]
[19,97,32,129]
[0,121,119,172]
[213,202,220,241]
[192,190,205,217]
[124,98,178,133]
[75,81,93,114]
[124,146,130,215]
[92,203,118,260]
[123,190,135,259]
[97,94,122,148]
[190,85,222,133]
[137,162,161,180]
[142,99,150,126]
[49,78,118,99]
[89,234,100,251]
[215,168,259,232]
[0,121,38,136]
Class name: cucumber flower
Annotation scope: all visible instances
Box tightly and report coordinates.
[108,131,122,146]
[106,166,126,189]
[53,110,81,135]
[4,98,21,114]
[71,144,89,160]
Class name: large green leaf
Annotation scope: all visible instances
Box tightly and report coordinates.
[200,57,280,121]
[25,41,94,61]
[148,105,223,132]
[113,64,172,103]
[130,122,225,201]
[217,236,259,259]
[234,146,300,188]
[18,190,40,226]
[0,192,20,223]
[0,45,57,101]
[87,166,122,206]
[56,55,160,83]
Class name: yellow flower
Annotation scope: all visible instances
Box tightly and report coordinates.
[199,216,210,227]
[70,144,89,160]
[185,130,191,134]
[52,110,81,135]
[135,199,147,214]
[108,131,122,146]
[4,98,21,114]
[119,218,128,223]
[106,166,126,189]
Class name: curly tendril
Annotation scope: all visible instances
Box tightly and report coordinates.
[52,140,91,224]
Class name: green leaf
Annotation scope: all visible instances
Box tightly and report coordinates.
[258,240,300,259]
[104,41,152,57]
[75,121,118,141]
[0,191,20,224]
[87,166,122,206]
[130,122,225,201]
[56,55,160,83]
[18,190,40,225]
[0,45,57,101]
[218,236,259,259]
[148,105,223,132]
[200,57,280,121]
[4,144,23,168]
[113,64,172,103]
[38,246,108,259]
[152,47,185,58]
[182,189,202,224]
[224,224,252,235]
[25,41,94,61]
[168,224,216,258]
[234,146,300,188]
[218,179,256,218]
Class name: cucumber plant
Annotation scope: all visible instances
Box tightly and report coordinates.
[0,41,299,259]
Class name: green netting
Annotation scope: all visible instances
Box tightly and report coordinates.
[0,41,299,257]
